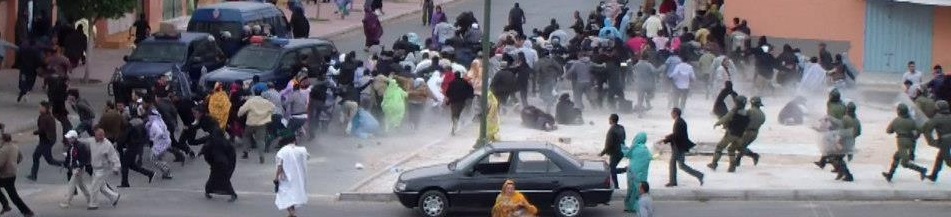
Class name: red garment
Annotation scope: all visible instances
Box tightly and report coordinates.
[626,36,648,55]
[441,70,456,95]
[659,0,676,14]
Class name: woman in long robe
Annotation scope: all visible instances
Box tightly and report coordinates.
[201,129,237,201]
[207,83,232,130]
[623,132,652,213]
[382,79,408,132]
[487,92,501,142]
[491,179,538,217]
[362,8,383,50]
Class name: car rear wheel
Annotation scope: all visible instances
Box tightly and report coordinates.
[417,190,448,217]
[554,190,584,217]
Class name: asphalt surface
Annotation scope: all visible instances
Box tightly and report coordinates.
[6,0,941,216]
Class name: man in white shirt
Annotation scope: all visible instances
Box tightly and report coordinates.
[85,129,122,210]
[903,61,923,86]
[643,9,663,38]
[669,62,696,109]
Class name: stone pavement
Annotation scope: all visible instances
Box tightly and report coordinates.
[345,92,951,201]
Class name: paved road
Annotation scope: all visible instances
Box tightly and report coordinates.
[8,0,600,216]
[25,190,951,217]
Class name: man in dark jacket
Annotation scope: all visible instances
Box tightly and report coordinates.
[15,40,42,103]
[67,89,96,136]
[600,114,625,189]
[508,3,526,36]
[46,72,71,134]
[555,94,583,125]
[117,117,155,188]
[28,101,64,181]
[520,106,556,131]
[661,108,704,187]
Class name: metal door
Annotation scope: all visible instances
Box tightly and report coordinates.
[864,0,934,73]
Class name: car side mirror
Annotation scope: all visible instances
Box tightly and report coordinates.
[123,55,129,62]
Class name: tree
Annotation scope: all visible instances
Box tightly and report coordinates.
[59,0,138,83]
[59,0,138,23]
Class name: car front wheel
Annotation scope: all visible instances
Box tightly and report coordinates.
[417,190,448,217]
[554,190,584,217]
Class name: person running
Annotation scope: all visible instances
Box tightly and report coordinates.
[201,128,238,202]
[60,130,91,208]
[0,133,35,216]
[84,128,122,210]
[882,104,928,182]
[275,137,310,217]
[660,108,704,187]
[238,88,275,164]
[117,116,155,188]
[600,114,626,189]
[145,107,174,180]
[28,101,63,181]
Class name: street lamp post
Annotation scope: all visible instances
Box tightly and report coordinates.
[476,0,491,148]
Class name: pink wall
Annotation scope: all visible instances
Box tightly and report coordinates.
[722,0,867,71]
[934,6,951,69]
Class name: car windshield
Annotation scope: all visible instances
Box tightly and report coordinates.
[227,46,281,71]
[449,148,487,171]
[551,145,582,167]
[128,43,187,63]
[187,21,243,40]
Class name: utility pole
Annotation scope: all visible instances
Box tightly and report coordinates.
[475,0,491,148]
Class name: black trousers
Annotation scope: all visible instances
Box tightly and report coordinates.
[30,139,63,178]
[609,154,622,189]
[17,71,36,97]
[669,149,703,185]
[0,177,33,215]
[121,146,154,186]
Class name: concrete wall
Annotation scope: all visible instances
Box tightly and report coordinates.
[934,6,951,68]
[722,0,867,71]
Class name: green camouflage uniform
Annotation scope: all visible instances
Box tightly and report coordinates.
[921,101,951,181]
[734,96,765,168]
[883,104,928,182]
[709,96,748,171]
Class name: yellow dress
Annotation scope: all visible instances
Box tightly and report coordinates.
[487,92,501,142]
[491,192,538,217]
[207,88,231,130]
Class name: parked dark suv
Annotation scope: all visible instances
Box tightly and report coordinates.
[199,38,336,92]
[109,32,225,103]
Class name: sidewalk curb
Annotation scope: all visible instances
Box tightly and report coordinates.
[338,189,951,202]
[316,0,464,39]
[343,121,476,193]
